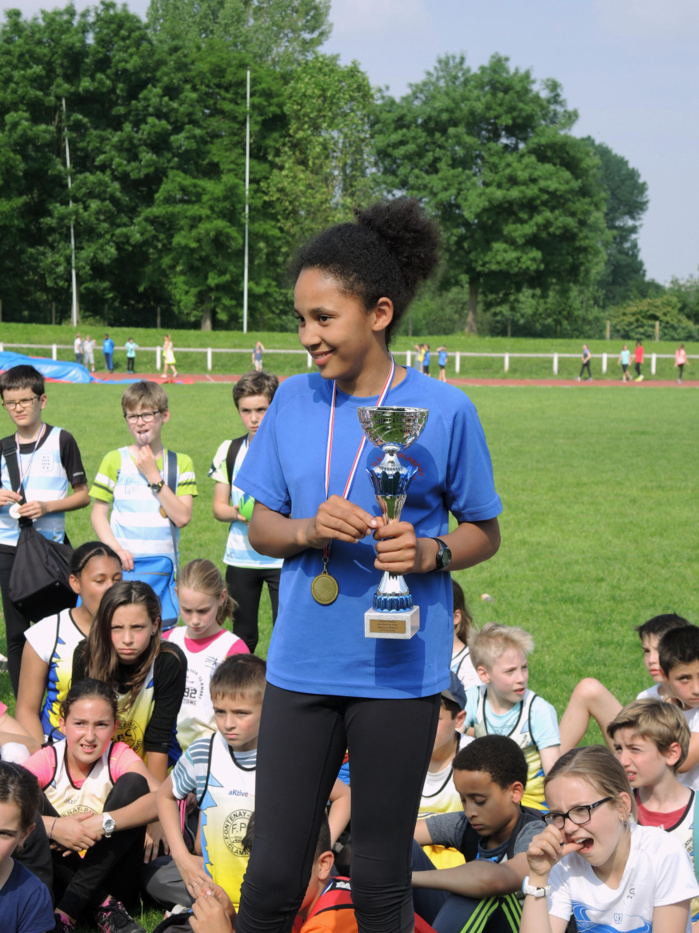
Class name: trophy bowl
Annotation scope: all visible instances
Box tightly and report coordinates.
[356,406,429,452]
[356,405,429,639]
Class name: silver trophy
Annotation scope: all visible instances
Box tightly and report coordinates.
[357,406,429,639]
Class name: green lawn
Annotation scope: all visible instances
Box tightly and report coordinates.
[1,380,697,929]
[2,321,696,381]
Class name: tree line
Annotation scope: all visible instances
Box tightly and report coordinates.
[0,0,696,338]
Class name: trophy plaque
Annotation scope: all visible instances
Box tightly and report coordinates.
[356,406,429,639]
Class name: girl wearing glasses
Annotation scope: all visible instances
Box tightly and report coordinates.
[520,746,698,933]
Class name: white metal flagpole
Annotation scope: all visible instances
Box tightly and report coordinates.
[243,69,250,334]
[62,98,78,327]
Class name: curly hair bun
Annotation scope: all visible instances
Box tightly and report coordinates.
[354,199,440,295]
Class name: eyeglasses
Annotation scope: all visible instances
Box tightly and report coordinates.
[2,396,40,410]
[124,410,162,424]
[543,797,613,830]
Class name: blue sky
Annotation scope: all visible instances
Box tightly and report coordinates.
[7,0,698,285]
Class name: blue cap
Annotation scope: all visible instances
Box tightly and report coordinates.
[441,671,466,711]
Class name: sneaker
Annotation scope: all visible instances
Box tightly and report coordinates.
[94,898,146,933]
[0,652,7,672]
[52,913,75,933]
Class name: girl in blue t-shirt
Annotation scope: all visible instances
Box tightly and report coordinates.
[0,760,54,933]
[234,198,502,933]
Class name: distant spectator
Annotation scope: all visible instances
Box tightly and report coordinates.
[125,338,138,374]
[675,343,687,384]
[162,335,178,379]
[83,335,96,373]
[73,333,82,365]
[618,344,632,382]
[634,339,644,381]
[103,334,115,373]
[438,345,448,382]
[252,340,265,372]
[423,343,431,376]
[577,344,592,381]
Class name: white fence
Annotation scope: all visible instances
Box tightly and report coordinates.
[0,343,693,376]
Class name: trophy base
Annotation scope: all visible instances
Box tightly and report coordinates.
[364,607,419,639]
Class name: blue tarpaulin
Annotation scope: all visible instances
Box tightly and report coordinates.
[0,351,98,384]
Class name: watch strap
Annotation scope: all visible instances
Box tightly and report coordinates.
[432,537,451,571]
[521,875,550,898]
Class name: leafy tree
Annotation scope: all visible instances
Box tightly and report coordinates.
[147,0,331,68]
[374,54,607,333]
[0,5,89,320]
[585,138,648,308]
[266,54,378,265]
[667,275,699,325]
[610,295,697,341]
[140,44,288,329]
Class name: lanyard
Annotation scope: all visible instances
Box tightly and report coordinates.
[14,423,46,495]
[323,356,395,502]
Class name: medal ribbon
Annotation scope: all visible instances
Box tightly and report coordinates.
[14,422,46,496]
[321,357,395,566]
[324,355,395,502]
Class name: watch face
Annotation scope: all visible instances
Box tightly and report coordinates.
[436,540,452,570]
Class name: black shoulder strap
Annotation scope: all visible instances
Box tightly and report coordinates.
[1,435,23,498]
[506,806,545,861]
[226,436,247,487]
[462,821,480,862]
[197,733,217,808]
[166,449,177,494]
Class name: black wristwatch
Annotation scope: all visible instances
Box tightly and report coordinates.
[432,537,452,571]
[149,479,165,493]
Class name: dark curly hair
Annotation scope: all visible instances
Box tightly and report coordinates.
[291,199,440,346]
[453,735,528,790]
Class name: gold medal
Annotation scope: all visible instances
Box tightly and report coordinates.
[159,506,168,518]
[311,567,339,606]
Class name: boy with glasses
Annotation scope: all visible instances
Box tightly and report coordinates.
[90,381,197,571]
[0,365,89,692]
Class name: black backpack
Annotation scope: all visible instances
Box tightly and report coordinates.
[2,435,77,622]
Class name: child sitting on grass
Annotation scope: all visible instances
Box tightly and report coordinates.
[418,673,469,869]
[156,654,350,912]
[607,698,699,929]
[412,735,544,933]
[450,580,479,692]
[0,761,54,933]
[559,612,690,753]
[463,623,560,810]
[520,745,698,933]
[648,625,699,791]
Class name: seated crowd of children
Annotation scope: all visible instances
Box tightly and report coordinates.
[1,362,698,932]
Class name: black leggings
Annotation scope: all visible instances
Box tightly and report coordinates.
[235,684,440,933]
[44,772,149,919]
[225,564,280,653]
[0,550,32,695]
[579,361,591,378]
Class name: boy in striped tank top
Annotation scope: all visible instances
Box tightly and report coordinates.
[0,364,89,694]
[90,381,197,572]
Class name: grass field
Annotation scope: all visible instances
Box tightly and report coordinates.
[0,378,697,929]
[2,322,697,381]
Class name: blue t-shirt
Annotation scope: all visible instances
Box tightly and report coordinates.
[236,367,502,699]
[103,338,114,354]
[423,351,431,366]
[0,860,54,933]
[438,350,447,367]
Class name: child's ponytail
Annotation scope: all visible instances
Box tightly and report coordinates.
[177,559,235,629]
